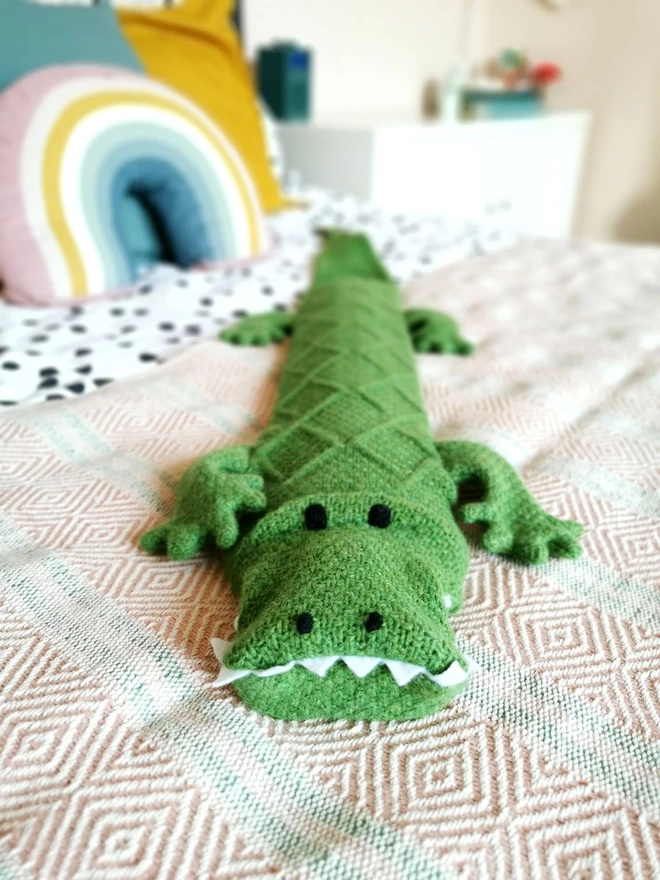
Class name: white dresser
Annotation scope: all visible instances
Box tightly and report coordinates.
[279,112,591,237]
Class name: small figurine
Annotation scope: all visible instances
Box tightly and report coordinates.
[493,48,562,93]
[421,78,441,120]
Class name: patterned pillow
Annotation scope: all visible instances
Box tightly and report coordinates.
[0,65,269,305]
[0,0,142,91]
[118,0,289,213]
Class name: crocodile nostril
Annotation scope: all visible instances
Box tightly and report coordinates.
[304,504,327,530]
[368,504,391,528]
[296,612,314,634]
[365,611,383,632]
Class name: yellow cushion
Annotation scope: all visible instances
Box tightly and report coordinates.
[119,0,288,212]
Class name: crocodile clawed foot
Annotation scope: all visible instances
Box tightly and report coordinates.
[405,308,474,355]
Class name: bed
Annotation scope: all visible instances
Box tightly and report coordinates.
[1,4,659,880]
[1,214,659,877]
[0,187,518,408]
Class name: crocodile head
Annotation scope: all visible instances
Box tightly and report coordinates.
[215,492,472,721]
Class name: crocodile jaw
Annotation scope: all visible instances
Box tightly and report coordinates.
[211,638,472,689]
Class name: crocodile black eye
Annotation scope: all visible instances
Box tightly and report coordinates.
[304,504,327,530]
[365,612,383,632]
[297,612,314,634]
[368,504,391,528]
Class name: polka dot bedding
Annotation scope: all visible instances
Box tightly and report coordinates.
[0,187,520,408]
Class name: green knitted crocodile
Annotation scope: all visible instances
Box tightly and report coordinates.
[141,231,583,721]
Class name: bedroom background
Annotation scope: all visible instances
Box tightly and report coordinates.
[1,3,659,879]
[30,0,660,244]
[247,0,660,244]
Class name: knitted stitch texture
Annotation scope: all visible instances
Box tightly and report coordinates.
[141,230,583,721]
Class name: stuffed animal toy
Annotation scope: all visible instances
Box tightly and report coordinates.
[141,231,583,721]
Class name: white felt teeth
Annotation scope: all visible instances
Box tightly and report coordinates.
[214,663,251,685]
[300,656,340,677]
[211,639,472,690]
[426,660,469,688]
[258,661,297,678]
[387,660,423,687]
[211,637,232,661]
[343,656,381,678]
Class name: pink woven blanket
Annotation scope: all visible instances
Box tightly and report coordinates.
[1,241,659,879]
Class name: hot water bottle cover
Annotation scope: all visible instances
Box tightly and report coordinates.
[141,230,583,721]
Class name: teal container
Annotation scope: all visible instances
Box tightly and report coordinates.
[462,88,544,120]
[257,42,312,121]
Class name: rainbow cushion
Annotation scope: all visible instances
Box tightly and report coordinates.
[0,65,269,305]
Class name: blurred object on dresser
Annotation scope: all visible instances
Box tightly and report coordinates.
[257,42,312,122]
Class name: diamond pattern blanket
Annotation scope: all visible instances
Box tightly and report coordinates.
[1,240,659,879]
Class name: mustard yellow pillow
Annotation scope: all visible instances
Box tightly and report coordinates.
[118,0,288,212]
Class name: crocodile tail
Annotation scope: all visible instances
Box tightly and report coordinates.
[313,228,391,285]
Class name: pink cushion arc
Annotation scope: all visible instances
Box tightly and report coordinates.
[0,64,269,305]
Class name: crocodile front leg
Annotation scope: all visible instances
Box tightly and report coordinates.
[436,441,583,565]
[405,309,473,355]
[140,446,266,559]
[220,311,294,346]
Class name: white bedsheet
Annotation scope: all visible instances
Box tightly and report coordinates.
[0,187,519,408]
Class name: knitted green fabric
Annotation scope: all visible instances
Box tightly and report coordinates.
[141,230,583,721]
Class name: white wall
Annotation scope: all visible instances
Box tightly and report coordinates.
[483,0,660,242]
[245,0,486,117]
[246,0,660,242]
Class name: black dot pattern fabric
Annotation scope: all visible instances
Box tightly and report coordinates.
[0,187,520,407]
